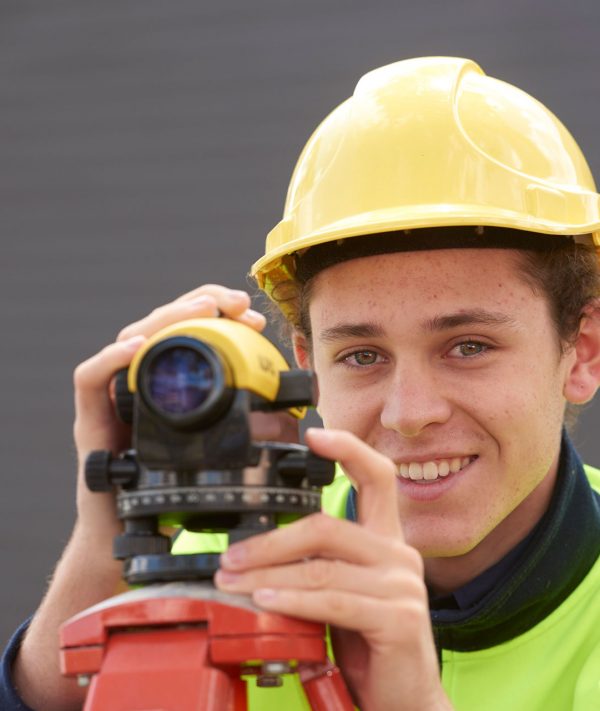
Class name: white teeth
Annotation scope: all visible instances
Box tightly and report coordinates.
[438,460,450,477]
[408,462,423,480]
[397,456,473,482]
[423,461,438,480]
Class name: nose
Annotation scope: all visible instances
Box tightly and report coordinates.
[379,364,452,437]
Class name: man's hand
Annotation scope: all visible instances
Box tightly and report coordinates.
[72,285,268,534]
[216,428,452,711]
[13,285,280,711]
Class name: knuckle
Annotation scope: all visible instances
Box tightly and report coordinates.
[387,537,407,559]
[382,457,397,478]
[304,512,337,540]
[73,360,92,388]
[304,558,336,589]
[326,591,355,618]
[388,538,423,572]
[404,598,430,626]
[116,324,136,341]
[373,453,397,483]
[197,284,229,302]
[387,598,429,637]
[379,563,427,601]
[404,570,428,600]
[405,545,425,577]
[379,566,406,591]
[149,304,166,319]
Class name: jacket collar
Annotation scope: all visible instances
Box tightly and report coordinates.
[345,433,600,650]
[430,433,600,650]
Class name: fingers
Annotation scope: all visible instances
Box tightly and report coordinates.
[173,283,249,307]
[73,336,146,452]
[219,429,404,570]
[220,513,406,572]
[177,285,266,329]
[305,428,402,537]
[216,553,423,600]
[117,286,265,341]
[249,587,427,640]
[75,336,145,413]
[72,337,148,531]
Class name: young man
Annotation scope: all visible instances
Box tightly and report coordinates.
[3,57,600,710]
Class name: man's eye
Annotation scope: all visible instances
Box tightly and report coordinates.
[451,341,488,357]
[345,350,379,366]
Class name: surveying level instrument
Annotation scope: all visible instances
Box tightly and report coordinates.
[60,318,355,710]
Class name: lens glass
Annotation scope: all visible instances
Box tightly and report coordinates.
[147,347,215,414]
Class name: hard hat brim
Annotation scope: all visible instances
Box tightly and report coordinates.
[252,203,600,284]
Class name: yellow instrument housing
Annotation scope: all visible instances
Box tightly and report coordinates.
[127,318,306,419]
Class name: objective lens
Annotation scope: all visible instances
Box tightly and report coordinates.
[147,346,215,415]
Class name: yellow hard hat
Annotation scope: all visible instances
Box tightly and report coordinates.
[252,56,600,295]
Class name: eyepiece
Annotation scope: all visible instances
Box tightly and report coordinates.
[138,337,232,427]
[148,346,214,414]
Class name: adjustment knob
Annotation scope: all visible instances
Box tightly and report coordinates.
[277,449,335,488]
[85,450,139,492]
[277,450,309,487]
[85,450,113,492]
[305,452,336,488]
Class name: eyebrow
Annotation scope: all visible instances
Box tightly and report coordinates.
[319,323,385,343]
[423,309,519,332]
[317,309,518,344]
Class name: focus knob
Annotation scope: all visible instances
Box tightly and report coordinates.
[85,450,139,492]
[85,450,113,492]
[277,449,335,488]
[305,452,336,488]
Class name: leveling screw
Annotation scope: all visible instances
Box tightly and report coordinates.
[256,661,291,688]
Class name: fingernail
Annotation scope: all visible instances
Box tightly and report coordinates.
[254,588,278,604]
[244,310,264,323]
[123,335,145,351]
[221,544,246,567]
[215,569,240,586]
[225,289,246,302]
[307,428,332,440]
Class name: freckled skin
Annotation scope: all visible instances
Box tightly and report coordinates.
[299,249,578,591]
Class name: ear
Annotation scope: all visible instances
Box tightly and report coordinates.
[292,331,321,413]
[292,330,312,370]
[563,302,600,404]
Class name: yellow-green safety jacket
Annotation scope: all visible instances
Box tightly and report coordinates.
[173,437,600,710]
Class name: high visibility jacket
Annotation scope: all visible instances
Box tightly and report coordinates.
[173,445,600,710]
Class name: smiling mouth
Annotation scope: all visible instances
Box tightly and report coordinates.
[397,456,477,483]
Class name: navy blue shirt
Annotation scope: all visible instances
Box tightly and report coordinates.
[0,619,35,710]
[345,485,536,611]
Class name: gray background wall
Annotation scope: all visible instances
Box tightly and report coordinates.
[1,0,599,644]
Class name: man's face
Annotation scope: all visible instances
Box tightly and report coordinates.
[300,249,578,565]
